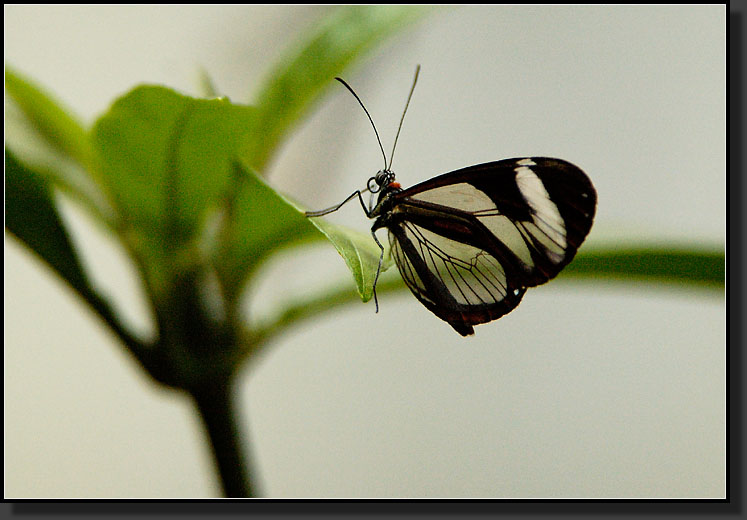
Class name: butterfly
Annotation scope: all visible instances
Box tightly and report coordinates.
[306,66,596,336]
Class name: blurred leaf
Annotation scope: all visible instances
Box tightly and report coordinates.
[91,86,256,293]
[6,149,155,357]
[5,67,94,170]
[307,217,393,302]
[5,150,92,297]
[245,5,431,172]
[561,247,725,289]
[5,67,111,221]
[214,162,322,304]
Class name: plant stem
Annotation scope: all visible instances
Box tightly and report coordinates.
[189,375,255,497]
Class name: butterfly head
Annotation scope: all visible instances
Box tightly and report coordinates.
[368,169,398,193]
[365,169,402,216]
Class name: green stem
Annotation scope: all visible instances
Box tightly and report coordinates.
[189,376,256,498]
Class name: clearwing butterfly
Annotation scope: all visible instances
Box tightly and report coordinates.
[306,66,597,336]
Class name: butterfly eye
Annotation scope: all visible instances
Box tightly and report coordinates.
[367,176,381,193]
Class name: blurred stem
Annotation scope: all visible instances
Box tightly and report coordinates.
[560,247,725,288]
[245,246,725,356]
[245,276,404,357]
[189,375,255,498]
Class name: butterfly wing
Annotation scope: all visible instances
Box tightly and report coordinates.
[378,157,596,335]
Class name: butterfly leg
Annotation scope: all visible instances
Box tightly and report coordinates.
[369,228,385,313]
[304,188,371,218]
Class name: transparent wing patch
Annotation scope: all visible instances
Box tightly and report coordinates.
[389,221,513,308]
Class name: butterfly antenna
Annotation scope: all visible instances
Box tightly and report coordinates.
[387,64,420,170]
[335,76,388,171]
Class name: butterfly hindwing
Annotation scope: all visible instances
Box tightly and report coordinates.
[388,220,527,336]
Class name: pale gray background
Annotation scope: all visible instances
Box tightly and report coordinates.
[5,5,725,498]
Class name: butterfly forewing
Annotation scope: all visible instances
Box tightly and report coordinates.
[376,157,596,335]
[390,157,595,284]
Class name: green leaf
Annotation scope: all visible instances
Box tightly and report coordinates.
[212,161,390,307]
[307,217,393,302]
[5,67,94,171]
[91,86,256,292]
[5,67,110,222]
[214,162,323,304]
[560,247,725,289]
[245,5,431,172]
[5,150,92,297]
[6,149,149,354]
